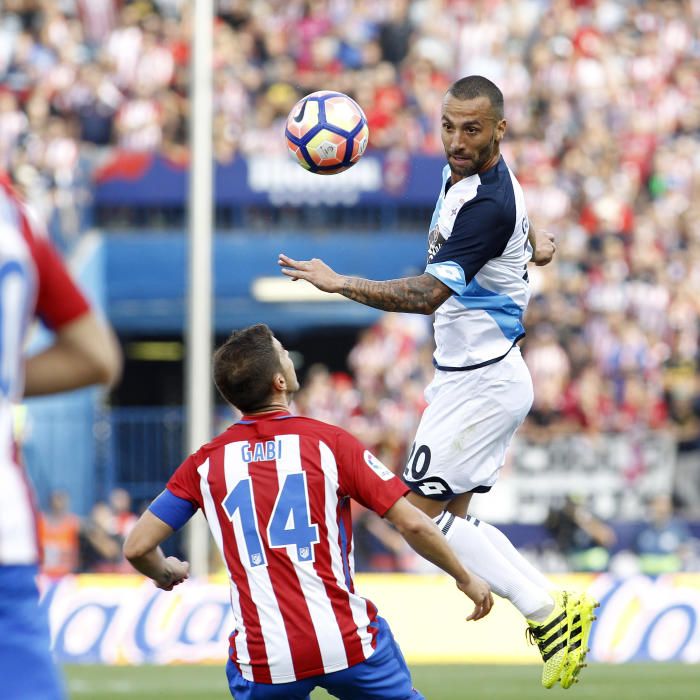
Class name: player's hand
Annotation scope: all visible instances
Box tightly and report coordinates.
[278,253,343,294]
[531,228,556,266]
[156,557,190,591]
[456,574,494,621]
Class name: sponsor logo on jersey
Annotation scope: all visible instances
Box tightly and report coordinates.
[427,225,446,262]
[363,451,394,481]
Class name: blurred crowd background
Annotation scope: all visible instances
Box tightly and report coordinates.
[3,0,700,574]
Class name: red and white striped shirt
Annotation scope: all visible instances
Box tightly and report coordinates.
[0,173,89,565]
[166,411,408,683]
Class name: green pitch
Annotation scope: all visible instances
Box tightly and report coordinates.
[65,663,700,700]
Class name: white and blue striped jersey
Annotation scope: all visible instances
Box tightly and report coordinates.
[425,157,532,370]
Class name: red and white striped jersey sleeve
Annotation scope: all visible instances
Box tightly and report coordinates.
[20,207,90,329]
[165,453,205,510]
[332,427,409,516]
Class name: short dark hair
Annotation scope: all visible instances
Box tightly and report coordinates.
[213,323,283,413]
[448,75,504,120]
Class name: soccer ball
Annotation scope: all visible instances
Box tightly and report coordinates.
[284,91,369,175]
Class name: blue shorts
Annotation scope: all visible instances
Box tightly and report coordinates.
[226,616,425,700]
[0,565,66,700]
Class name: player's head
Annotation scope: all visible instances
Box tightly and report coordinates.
[442,75,506,182]
[213,323,299,413]
[48,489,70,515]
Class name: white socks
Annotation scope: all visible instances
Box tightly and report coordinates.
[435,512,554,621]
[478,517,555,594]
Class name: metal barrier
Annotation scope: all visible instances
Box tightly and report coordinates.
[97,406,187,506]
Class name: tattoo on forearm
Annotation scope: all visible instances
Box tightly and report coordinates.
[341,275,449,314]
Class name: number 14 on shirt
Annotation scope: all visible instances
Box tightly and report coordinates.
[222,472,320,567]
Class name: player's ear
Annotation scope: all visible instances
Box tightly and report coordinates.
[272,372,286,392]
[495,118,506,143]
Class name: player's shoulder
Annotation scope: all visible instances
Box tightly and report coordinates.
[470,156,516,193]
[0,181,51,259]
[454,159,518,220]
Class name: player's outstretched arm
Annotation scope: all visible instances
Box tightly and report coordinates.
[279,253,452,314]
[124,510,190,591]
[384,498,494,621]
[24,311,122,396]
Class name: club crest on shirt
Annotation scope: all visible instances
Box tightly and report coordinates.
[251,553,262,565]
[363,451,394,481]
[299,547,310,560]
[427,225,446,263]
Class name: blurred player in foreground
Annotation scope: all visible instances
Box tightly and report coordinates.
[0,172,122,699]
[279,75,597,689]
[124,323,492,700]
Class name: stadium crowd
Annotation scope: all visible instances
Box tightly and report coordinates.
[3,0,699,570]
[39,488,139,576]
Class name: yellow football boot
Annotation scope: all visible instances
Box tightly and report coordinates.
[560,592,599,689]
[526,591,575,689]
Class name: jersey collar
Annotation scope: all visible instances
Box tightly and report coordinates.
[236,410,292,424]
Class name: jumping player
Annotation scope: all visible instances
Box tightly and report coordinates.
[124,323,493,700]
[278,75,598,689]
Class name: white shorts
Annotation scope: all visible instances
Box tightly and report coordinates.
[403,347,533,499]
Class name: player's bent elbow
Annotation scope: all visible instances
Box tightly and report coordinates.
[123,532,149,562]
[95,349,123,388]
[95,331,123,387]
[62,313,123,388]
[424,300,444,315]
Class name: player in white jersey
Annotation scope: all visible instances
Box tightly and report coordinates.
[0,171,121,700]
[278,76,597,689]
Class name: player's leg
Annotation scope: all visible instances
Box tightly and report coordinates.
[405,351,587,687]
[448,492,554,592]
[477,518,556,591]
[405,354,554,617]
[411,492,552,616]
[0,565,66,700]
[436,510,575,688]
[225,658,314,699]
[321,616,425,700]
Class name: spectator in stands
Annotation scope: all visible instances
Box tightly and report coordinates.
[109,487,138,540]
[667,368,700,519]
[545,495,617,573]
[39,490,80,578]
[633,494,695,575]
[79,501,124,573]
